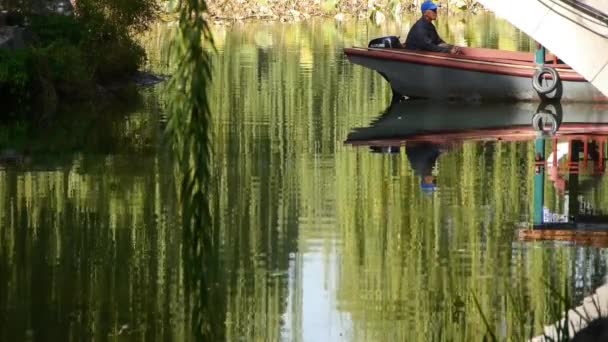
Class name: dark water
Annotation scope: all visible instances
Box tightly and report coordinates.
[2,13,608,341]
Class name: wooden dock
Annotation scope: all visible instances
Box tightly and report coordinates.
[518,226,608,247]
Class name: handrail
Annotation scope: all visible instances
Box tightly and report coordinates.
[538,0,608,38]
[559,0,608,25]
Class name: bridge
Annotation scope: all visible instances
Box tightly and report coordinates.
[477,0,608,97]
[484,4,608,336]
[531,282,608,340]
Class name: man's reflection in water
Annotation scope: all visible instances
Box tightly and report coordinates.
[405,142,441,193]
[370,142,446,193]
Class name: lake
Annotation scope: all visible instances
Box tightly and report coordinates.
[1,12,608,341]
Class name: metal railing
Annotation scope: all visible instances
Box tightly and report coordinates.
[560,0,608,25]
[538,0,608,38]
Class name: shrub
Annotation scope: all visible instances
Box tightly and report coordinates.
[72,0,158,82]
[41,41,93,94]
[0,49,34,117]
[75,0,159,38]
[0,49,33,97]
[29,14,85,47]
[91,39,146,83]
[0,0,158,115]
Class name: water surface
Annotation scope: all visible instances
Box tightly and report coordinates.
[1,13,608,341]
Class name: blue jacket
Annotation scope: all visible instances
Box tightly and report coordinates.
[404,18,450,53]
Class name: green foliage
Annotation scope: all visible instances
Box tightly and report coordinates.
[0,49,33,115]
[0,49,32,91]
[75,0,159,38]
[27,15,90,90]
[28,12,148,84]
[0,121,28,148]
[29,14,85,47]
[92,40,146,83]
[166,0,224,340]
[42,42,91,86]
[0,28,92,102]
[0,0,158,112]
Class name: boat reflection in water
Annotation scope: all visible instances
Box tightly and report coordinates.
[346,100,608,246]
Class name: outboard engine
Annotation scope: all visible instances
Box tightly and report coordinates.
[368,36,402,49]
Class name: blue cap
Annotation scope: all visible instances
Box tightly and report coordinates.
[421,1,438,13]
[420,179,437,193]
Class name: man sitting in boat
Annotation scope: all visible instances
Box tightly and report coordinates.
[404,1,459,54]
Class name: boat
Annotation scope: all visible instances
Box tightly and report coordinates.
[345,101,608,146]
[477,0,608,99]
[344,45,608,103]
[345,100,608,247]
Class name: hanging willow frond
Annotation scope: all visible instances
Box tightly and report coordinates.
[166,0,224,340]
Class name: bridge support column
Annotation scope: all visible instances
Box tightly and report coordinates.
[535,43,546,65]
[534,137,545,226]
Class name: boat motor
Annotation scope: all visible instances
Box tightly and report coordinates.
[368,36,402,49]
